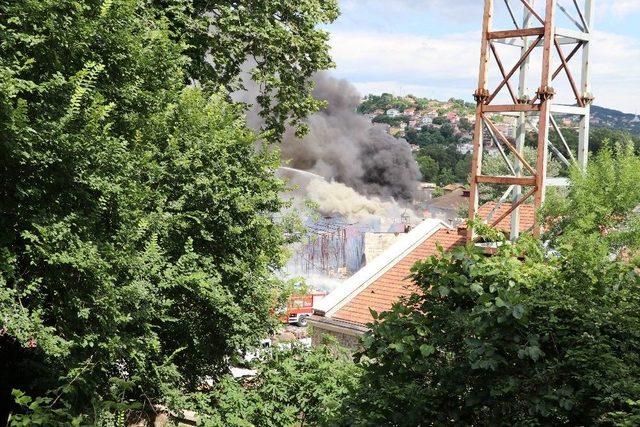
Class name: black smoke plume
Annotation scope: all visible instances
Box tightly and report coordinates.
[280,73,420,201]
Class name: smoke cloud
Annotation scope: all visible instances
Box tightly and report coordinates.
[277,167,418,222]
[281,73,421,201]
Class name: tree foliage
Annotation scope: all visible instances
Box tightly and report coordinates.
[340,149,640,426]
[185,0,339,139]
[372,114,409,127]
[344,235,640,425]
[0,0,336,422]
[357,93,413,114]
[541,145,640,266]
[199,342,360,427]
[416,155,439,183]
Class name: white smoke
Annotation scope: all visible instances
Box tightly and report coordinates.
[277,167,419,222]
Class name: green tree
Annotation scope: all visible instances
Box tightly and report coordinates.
[432,116,447,125]
[589,127,640,154]
[160,0,339,139]
[344,234,640,425]
[459,117,473,132]
[416,155,439,182]
[541,144,640,266]
[417,144,470,186]
[200,342,360,426]
[341,149,640,426]
[439,123,454,139]
[0,0,336,422]
[372,114,408,127]
[454,155,471,182]
[531,126,639,158]
[416,128,446,146]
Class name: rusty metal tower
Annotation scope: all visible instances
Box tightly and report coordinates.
[468,0,594,241]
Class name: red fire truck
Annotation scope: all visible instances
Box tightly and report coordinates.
[280,292,327,327]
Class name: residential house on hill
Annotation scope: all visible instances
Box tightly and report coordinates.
[443,183,465,193]
[414,182,436,203]
[457,142,474,155]
[386,108,400,117]
[421,116,434,126]
[389,127,403,137]
[446,112,460,124]
[404,107,417,116]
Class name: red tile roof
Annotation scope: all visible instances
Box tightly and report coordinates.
[329,203,537,327]
[333,228,465,325]
[477,202,536,234]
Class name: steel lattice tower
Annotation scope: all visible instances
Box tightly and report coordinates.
[468,0,594,241]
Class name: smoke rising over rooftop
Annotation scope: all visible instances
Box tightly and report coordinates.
[280,73,421,202]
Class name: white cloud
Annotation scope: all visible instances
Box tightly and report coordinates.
[329,29,640,112]
[340,0,638,23]
[598,0,640,18]
[340,0,478,17]
[330,30,478,80]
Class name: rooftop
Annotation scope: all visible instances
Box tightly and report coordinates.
[428,188,468,211]
[314,203,537,327]
[331,227,464,325]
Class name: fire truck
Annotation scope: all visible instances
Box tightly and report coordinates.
[280,292,327,327]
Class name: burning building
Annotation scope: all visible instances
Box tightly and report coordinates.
[278,167,418,292]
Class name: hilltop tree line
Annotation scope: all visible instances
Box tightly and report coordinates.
[358,93,475,116]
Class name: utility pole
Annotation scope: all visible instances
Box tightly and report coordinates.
[467,0,595,241]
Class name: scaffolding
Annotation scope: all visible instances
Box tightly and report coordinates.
[468,0,594,241]
[292,216,360,278]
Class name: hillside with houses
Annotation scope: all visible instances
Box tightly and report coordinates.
[357,93,640,191]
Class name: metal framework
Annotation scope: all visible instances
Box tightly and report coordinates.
[292,216,354,277]
[468,0,594,241]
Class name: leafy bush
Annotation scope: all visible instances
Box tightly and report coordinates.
[198,342,360,427]
[344,235,640,425]
[339,149,640,425]
[541,144,640,265]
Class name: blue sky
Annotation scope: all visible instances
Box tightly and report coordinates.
[325,0,640,112]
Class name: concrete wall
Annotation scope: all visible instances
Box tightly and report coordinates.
[309,318,366,350]
[364,232,403,264]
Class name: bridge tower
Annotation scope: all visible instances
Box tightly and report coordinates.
[468,0,595,241]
